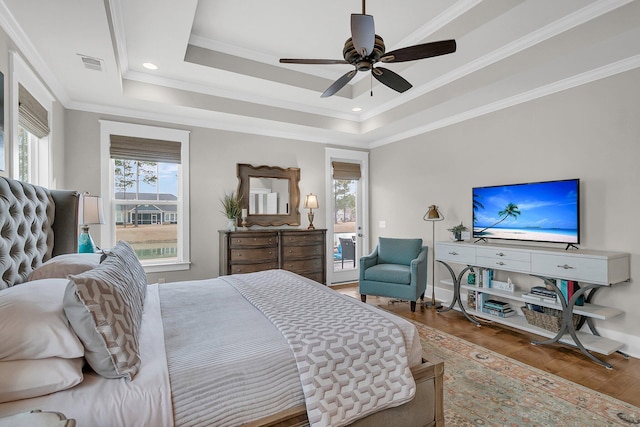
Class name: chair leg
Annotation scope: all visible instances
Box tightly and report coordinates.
[361,295,367,303]
[410,301,416,312]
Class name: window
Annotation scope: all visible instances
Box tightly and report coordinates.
[100,121,190,273]
[17,126,48,184]
[10,53,52,186]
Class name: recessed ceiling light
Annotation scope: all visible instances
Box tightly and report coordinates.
[352,107,362,112]
[143,62,158,70]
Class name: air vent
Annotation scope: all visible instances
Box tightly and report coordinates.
[78,54,104,71]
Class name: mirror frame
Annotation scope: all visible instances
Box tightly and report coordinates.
[237,163,301,227]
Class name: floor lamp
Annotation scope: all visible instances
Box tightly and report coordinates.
[423,204,444,309]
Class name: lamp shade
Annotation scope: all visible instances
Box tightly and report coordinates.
[423,204,444,222]
[79,193,106,226]
[304,193,319,210]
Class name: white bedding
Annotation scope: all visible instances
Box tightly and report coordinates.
[0,273,423,426]
[0,284,174,427]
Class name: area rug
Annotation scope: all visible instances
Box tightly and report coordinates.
[412,321,640,426]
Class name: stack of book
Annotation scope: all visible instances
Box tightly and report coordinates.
[523,286,560,304]
[482,299,515,317]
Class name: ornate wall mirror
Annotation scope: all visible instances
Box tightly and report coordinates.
[237,164,300,226]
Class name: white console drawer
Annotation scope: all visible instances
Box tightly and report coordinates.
[476,256,530,273]
[436,243,475,264]
[531,253,609,284]
[476,247,530,263]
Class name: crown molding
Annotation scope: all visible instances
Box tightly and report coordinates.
[66,99,370,149]
[0,0,70,106]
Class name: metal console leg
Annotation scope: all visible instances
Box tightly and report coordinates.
[437,261,480,325]
[530,277,613,369]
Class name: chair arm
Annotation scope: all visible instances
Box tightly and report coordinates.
[411,246,429,294]
[360,247,379,272]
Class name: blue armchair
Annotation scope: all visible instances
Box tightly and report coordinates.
[359,237,428,312]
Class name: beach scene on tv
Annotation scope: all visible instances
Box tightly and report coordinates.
[473,180,579,244]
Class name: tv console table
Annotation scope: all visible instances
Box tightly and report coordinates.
[435,241,631,369]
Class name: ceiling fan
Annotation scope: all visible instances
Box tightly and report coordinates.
[279,0,457,98]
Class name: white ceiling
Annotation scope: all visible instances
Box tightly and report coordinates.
[1,0,639,148]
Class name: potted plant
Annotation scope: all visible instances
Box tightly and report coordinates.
[220,191,243,231]
[447,222,468,241]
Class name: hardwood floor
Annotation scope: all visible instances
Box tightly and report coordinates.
[335,284,640,408]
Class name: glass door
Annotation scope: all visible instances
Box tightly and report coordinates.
[325,148,368,285]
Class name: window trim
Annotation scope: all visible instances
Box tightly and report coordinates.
[100,120,190,273]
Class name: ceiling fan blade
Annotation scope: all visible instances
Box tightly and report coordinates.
[351,14,375,56]
[372,67,412,93]
[280,58,348,65]
[381,39,456,63]
[321,69,357,98]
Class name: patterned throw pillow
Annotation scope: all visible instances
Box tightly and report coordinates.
[64,241,147,380]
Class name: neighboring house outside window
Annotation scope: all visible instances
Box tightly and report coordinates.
[100,120,190,273]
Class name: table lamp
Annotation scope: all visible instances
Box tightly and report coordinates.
[304,193,319,230]
[423,204,444,309]
[78,193,105,253]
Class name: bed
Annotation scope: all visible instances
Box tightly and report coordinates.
[0,176,444,427]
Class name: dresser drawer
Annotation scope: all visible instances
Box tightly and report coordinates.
[531,253,609,283]
[229,234,277,248]
[282,244,324,259]
[282,257,323,273]
[230,247,278,263]
[280,232,325,245]
[230,262,278,275]
[436,243,476,264]
[476,247,530,263]
[476,256,530,273]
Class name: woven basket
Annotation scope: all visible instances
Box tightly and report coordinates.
[521,306,581,333]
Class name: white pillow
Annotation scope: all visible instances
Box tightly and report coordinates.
[27,253,102,281]
[0,279,84,361]
[0,357,84,403]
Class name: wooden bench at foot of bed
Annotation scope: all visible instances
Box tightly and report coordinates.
[246,352,444,427]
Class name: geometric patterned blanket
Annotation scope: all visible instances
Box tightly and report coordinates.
[221,270,416,427]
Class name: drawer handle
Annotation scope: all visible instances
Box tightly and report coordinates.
[496,252,505,257]
[557,264,574,270]
[449,251,458,255]
[496,261,505,266]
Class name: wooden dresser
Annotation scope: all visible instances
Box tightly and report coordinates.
[219,229,326,284]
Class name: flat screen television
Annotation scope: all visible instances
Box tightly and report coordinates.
[472,179,580,245]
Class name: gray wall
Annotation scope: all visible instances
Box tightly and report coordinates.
[369,68,640,355]
[63,110,328,283]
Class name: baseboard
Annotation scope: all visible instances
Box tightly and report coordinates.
[433,286,640,360]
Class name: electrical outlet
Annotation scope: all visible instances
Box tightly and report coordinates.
[379,220,386,228]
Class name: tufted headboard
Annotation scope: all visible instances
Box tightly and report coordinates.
[0,176,80,289]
